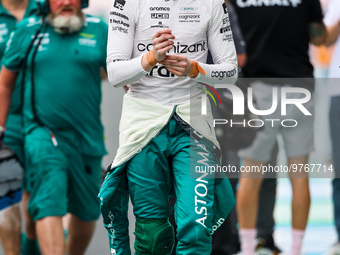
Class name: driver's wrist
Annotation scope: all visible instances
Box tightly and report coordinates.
[188,61,206,78]
[145,49,158,67]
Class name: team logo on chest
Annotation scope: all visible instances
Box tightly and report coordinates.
[178,6,200,23]
[150,21,169,29]
[150,5,171,20]
[222,2,228,14]
[78,33,97,47]
[32,33,50,51]
[151,13,170,19]
[0,24,8,43]
[113,0,126,10]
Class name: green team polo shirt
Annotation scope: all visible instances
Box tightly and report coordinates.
[0,0,36,130]
[2,15,108,156]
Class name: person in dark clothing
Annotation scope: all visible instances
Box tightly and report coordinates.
[230,0,328,254]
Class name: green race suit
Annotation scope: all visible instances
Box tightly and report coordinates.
[99,96,236,255]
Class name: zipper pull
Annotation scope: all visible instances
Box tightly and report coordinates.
[49,130,58,147]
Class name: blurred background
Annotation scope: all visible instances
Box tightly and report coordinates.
[0,0,338,254]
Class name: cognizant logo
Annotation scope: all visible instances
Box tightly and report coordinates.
[137,41,206,54]
[211,69,236,80]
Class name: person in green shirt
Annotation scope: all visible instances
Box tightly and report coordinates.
[0,0,107,254]
[0,0,36,254]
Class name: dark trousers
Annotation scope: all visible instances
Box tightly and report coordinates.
[330,96,340,241]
